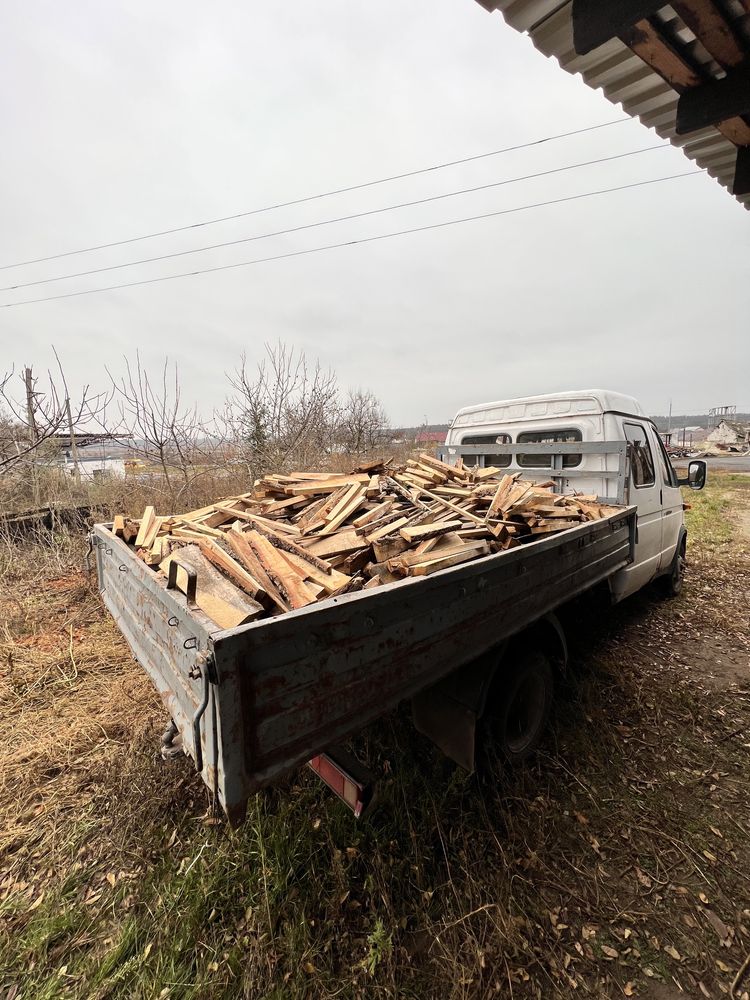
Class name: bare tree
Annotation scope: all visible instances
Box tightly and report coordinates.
[104,354,211,506]
[226,342,339,477]
[0,354,106,477]
[338,388,388,455]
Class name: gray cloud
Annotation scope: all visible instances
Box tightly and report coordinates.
[1,0,748,425]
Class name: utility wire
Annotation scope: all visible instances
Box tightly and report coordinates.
[0,144,667,293]
[0,118,630,272]
[2,170,698,309]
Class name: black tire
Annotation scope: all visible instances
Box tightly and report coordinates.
[660,539,686,598]
[485,649,554,764]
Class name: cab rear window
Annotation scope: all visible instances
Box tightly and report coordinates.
[516,429,582,468]
[460,433,511,468]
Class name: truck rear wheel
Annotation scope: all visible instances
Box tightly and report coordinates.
[485,649,553,764]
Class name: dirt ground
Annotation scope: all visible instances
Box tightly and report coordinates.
[0,474,748,999]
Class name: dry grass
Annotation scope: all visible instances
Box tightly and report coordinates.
[0,476,748,999]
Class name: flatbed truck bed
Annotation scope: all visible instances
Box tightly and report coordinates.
[92,503,636,821]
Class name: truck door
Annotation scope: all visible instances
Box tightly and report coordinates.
[623,421,662,588]
[652,428,684,571]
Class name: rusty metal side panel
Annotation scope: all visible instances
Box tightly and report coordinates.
[211,509,635,811]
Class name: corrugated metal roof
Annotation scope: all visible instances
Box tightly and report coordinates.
[477,0,750,209]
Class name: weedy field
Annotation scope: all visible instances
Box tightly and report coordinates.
[0,475,749,1000]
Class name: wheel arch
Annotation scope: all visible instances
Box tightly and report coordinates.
[411,612,567,773]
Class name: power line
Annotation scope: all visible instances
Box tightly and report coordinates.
[1,170,698,309]
[0,118,630,272]
[0,144,666,293]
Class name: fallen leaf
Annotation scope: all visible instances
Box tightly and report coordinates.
[664,945,681,961]
[635,868,652,889]
[106,873,116,887]
[704,909,732,944]
[703,850,718,863]
[602,945,619,960]
[624,984,635,997]
[716,959,731,973]
[304,962,316,975]
[143,943,152,959]
[699,892,710,905]
[574,812,589,826]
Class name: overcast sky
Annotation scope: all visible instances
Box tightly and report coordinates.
[1,0,748,427]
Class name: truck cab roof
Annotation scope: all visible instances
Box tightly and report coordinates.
[450,389,647,431]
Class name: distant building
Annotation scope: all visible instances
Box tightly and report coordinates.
[415,430,447,446]
[707,420,750,449]
[664,426,708,448]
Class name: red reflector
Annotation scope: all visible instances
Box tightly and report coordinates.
[307,751,373,818]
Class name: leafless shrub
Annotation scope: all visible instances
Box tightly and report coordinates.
[337,388,388,455]
[225,341,340,479]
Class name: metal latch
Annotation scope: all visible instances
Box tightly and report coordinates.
[190,651,217,773]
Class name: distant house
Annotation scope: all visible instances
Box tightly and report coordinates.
[415,430,447,446]
[707,420,750,449]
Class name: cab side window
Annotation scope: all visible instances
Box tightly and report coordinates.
[624,423,655,487]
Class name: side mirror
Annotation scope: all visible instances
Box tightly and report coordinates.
[678,459,706,490]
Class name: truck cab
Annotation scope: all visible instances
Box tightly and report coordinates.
[443,389,705,602]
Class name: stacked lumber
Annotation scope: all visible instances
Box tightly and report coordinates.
[112,456,618,630]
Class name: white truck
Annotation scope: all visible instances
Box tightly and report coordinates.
[93,389,706,821]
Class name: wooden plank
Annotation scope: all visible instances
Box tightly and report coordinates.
[160,544,264,629]
[673,0,745,68]
[134,506,156,548]
[676,65,750,134]
[278,550,350,593]
[352,499,394,528]
[112,514,126,538]
[283,478,366,495]
[171,519,225,538]
[418,452,468,480]
[214,507,300,535]
[196,539,266,599]
[226,528,289,613]
[141,514,164,550]
[305,529,367,559]
[620,18,701,89]
[406,543,490,576]
[244,530,317,610]
[244,520,333,574]
[572,0,665,55]
[717,117,750,146]
[319,483,367,535]
[529,520,583,534]
[365,516,411,544]
[372,537,409,563]
[391,537,488,571]
[399,520,462,544]
[409,486,486,526]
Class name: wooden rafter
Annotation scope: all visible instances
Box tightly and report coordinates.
[676,66,750,133]
[619,19,701,88]
[733,146,750,196]
[572,0,665,54]
[672,0,745,68]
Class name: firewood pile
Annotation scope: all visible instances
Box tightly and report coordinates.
[112,455,617,630]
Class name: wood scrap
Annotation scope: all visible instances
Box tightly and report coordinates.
[113,460,619,622]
